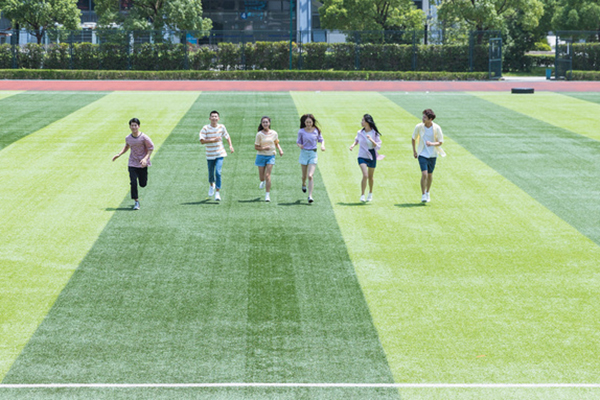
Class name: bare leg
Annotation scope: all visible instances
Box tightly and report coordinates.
[258,166,265,182]
[368,167,375,193]
[420,170,429,194]
[301,164,308,187]
[427,173,433,193]
[264,164,274,192]
[360,163,369,195]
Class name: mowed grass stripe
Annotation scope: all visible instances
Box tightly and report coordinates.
[386,92,600,245]
[471,92,600,142]
[0,92,199,381]
[3,92,397,398]
[292,92,600,386]
[0,91,22,102]
[0,91,106,151]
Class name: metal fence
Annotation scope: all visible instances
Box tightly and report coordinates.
[555,31,600,79]
[0,29,501,73]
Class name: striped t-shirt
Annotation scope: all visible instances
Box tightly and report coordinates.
[199,124,229,160]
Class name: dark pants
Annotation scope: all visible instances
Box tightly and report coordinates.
[128,166,148,200]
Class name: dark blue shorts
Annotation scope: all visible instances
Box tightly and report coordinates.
[358,149,377,168]
[418,155,437,173]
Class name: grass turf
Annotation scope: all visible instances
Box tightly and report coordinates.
[0,91,199,381]
[2,93,397,399]
[1,90,600,399]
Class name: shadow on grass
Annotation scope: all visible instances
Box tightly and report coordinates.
[395,203,427,208]
[278,200,311,206]
[181,199,218,205]
[105,207,134,211]
[337,202,367,207]
[238,197,262,203]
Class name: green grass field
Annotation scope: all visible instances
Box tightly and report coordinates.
[1,90,599,399]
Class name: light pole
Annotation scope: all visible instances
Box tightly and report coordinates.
[289,0,295,70]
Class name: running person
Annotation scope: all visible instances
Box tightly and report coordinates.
[412,108,445,203]
[297,113,325,203]
[254,116,283,202]
[199,110,234,201]
[112,118,154,210]
[349,114,382,202]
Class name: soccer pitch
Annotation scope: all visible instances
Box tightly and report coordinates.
[1,90,600,399]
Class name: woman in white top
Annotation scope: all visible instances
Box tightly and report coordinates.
[349,114,382,202]
[296,113,325,203]
[254,116,284,202]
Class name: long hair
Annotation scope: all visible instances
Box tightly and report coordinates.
[363,114,381,136]
[258,116,271,132]
[300,114,322,135]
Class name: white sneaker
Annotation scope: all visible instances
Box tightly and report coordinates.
[265,192,270,202]
[360,195,366,202]
[366,193,373,202]
[421,194,427,202]
[133,201,140,210]
[426,192,430,202]
[308,196,314,203]
[259,181,265,189]
[215,192,221,201]
[208,184,215,197]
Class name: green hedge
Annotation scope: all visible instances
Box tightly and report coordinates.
[2,41,492,72]
[0,69,489,80]
[567,70,600,80]
[524,54,555,68]
[572,43,600,71]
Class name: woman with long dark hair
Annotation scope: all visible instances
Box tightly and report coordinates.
[254,116,283,202]
[349,114,382,202]
[297,113,325,203]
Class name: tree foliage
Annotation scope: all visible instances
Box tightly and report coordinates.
[319,0,425,31]
[0,0,80,43]
[551,0,600,32]
[437,0,543,32]
[95,0,212,32]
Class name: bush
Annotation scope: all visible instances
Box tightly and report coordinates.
[72,43,99,69]
[189,46,217,70]
[0,44,14,69]
[0,68,489,80]
[533,41,552,52]
[572,43,600,71]
[19,43,45,69]
[525,54,554,68]
[44,43,71,69]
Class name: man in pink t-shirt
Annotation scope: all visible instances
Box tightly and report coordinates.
[112,118,154,210]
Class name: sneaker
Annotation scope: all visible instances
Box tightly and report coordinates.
[426,192,431,202]
[208,184,215,197]
[360,195,366,202]
[302,185,307,193]
[133,201,140,210]
[308,196,314,203]
[421,194,427,202]
[366,193,373,202]
[259,181,265,189]
[265,192,270,202]
[215,192,221,201]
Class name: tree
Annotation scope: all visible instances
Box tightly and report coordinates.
[319,0,425,31]
[437,0,543,36]
[552,0,600,32]
[95,0,212,32]
[0,0,80,44]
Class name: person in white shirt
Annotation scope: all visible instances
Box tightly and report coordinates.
[199,110,234,201]
[412,109,445,203]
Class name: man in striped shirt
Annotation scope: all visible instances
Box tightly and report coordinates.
[199,111,234,201]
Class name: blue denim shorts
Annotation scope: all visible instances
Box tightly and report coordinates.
[255,154,276,167]
[358,149,377,168]
[418,155,437,173]
[299,149,318,165]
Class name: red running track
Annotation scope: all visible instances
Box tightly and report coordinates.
[1,80,600,92]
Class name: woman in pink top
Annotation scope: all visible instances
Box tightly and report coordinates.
[296,114,325,203]
[349,114,382,203]
[112,118,154,210]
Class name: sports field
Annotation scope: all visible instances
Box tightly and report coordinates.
[1,88,600,399]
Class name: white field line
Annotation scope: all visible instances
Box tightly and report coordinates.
[1,383,600,389]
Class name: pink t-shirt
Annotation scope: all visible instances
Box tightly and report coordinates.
[126,133,154,168]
